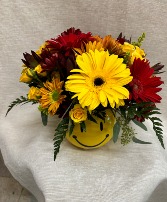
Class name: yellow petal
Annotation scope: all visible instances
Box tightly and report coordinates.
[70,69,85,74]
[89,96,100,111]
[94,50,106,71]
[67,74,85,80]
[115,76,133,86]
[76,53,93,74]
[112,86,129,98]
[103,54,118,72]
[101,98,108,107]
[106,93,115,108]
[99,90,107,103]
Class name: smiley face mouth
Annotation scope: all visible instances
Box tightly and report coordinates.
[72,134,109,148]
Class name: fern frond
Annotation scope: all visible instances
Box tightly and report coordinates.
[149,116,164,149]
[53,118,69,160]
[6,96,37,116]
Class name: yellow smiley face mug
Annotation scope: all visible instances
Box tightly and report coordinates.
[66,107,115,149]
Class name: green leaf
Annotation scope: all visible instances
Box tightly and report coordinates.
[53,118,69,160]
[41,112,48,126]
[119,107,126,119]
[148,111,161,116]
[95,113,105,121]
[68,118,74,136]
[123,52,130,64]
[127,109,135,119]
[87,113,97,124]
[100,111,106,118]
[93,111,106,121]
[132,119,147,131]
[80,121,86,132]
[153,122,163,127]
[132,136,152,144]
[151,117,162,122]
[153,126,163,131]
[113,121,120,143]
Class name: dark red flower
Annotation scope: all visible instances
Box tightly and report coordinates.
[41,53,58,72]
[47,27,93,56]
[129,58,164,103]
[117,32,131,45]
[22,51,40,69]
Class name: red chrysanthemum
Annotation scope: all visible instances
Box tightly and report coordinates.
[129,58,164,103]
[47,27,93,56]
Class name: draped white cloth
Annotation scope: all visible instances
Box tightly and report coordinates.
[1,1,167,201]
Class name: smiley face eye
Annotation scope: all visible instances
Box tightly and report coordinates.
[100,122,103,131]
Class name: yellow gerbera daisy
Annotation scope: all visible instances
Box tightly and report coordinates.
[65,50,133,111]
[39,78,66,115]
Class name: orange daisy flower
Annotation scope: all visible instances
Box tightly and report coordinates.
[39,78,66,115]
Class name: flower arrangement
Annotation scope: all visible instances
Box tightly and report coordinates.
[6,28,165,160]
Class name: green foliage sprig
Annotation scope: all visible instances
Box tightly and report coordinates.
[132,33,146,47]
[93,109,106,122]
[120,117,135,145]
[68,118,74,136]
[53,101,75,160]
[87,111,98,124]
[113,116,135,145]
[123,52,131,64]
[6,96,37,116]
[149,116,164,148]
[53,117,69,161]
[80,121,86,132]
[112,102,164,148]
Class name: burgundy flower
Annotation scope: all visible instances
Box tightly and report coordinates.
[47,27,93,56]
[117,33,131,45]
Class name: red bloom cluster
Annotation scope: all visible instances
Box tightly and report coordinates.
[129,58,164,103]
[22,28,93,79]
[47,27,93,56]
[45,27,93,78]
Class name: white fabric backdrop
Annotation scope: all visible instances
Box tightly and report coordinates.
[0,0,167,201]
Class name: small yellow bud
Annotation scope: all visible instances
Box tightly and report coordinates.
[19,68,33,83]
[28,86,41,100]
[34,64,47,77]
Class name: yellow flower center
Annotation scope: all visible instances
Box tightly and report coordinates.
[94,77,105,86]
[51,90,59,101]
